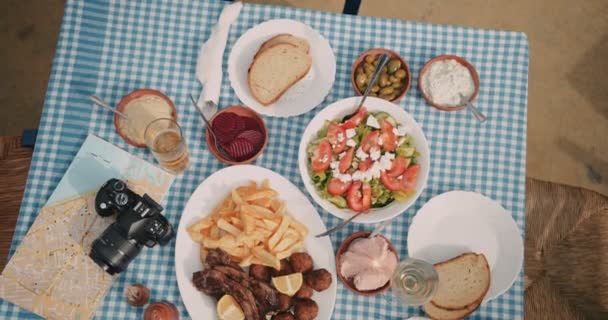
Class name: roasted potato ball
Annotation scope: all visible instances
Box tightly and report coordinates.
[273,259,294,276]
[294,284,313,299]
[277,293,292,312]
[294,298,318,320]
[305,269,332,292]
[249,264,271,282]
[289,252,314,273]
[272,312,295,320]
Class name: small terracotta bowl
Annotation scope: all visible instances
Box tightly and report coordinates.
[205,106,268,165]
[114,89,178,148]
[336,230,400,296]
[418,55,480,111]
[351,48,411,103]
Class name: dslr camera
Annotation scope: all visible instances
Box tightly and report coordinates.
[90,178,174,275]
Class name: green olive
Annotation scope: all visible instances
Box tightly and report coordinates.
[371,85,380,93]
[389,75,399,83]
[356,73,367,87]
[379,93,392,100]
[378,73,390,87]
[364,54,375,64]
[394,69,407,79]
[356,66,365,76]
[387,59,402,73]
[386,93,398,100]
[380,87,395,95]
[391,81,403,89]
[357,82,367,92]
[382,66,388,74]
[372,59,378,66]
[364,64,374,75]
[369,92,378,97]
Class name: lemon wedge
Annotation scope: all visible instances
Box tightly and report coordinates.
[217,295,245,320]
[271,272,303,296]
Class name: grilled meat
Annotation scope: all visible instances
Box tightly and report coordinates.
[212,265,280,315]
[205,248,241,269]
[192,269,260,320]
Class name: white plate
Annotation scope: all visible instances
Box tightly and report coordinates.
[175,165,337,320]
[298,96,430,224]
[228,19,336,117]
[407,191,524,302]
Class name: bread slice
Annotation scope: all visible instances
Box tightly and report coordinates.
[423,299,480,320]
[430,253,490,310]
[258,34,310,54]
[248,43,312,106]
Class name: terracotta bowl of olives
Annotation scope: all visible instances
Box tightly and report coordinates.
[351,48,411,102]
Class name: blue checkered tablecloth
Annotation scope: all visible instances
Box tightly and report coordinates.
[2,0,528,319]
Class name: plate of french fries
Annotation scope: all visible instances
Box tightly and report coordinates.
[175,165,336,320]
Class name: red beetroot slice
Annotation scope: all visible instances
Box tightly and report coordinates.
[236,130,264,149]
[212,112,244,135]
[226,138,256,161]
[241,116,261,132]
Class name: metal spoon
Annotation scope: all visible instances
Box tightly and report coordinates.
[315,54,393,238]
[368,220,391,239]
[460,93,486,123]
[189,95,235,161]
[89,95,128,119]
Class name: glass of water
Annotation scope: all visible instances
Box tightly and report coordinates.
[389,257,438,306]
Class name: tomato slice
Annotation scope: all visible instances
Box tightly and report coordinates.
[338,148,355,173]
[380,120,397,152]
[357,158,373,172]
[346,181,372,212]
[342,107,367,129]
[386,157,409,177]
[327,123,347,153]
[380,172,403,191]
[400,164,420,191]
[361,130,380,153]
[311,140,332,172]
[327,177,351,196]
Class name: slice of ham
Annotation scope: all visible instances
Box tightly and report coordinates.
[340,236,398,291]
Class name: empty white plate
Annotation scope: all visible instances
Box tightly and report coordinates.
[407,191,523,302]
[228,19,336,117]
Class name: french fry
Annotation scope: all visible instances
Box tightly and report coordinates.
[269,199,282,211]
[231,189,244,205]
[239,254,254,267]
[250,205,275,217]
[209,226,220,239]
[241,213,257,234]
[268,215,291,250]
[244,190,278,202]
[250,197,273,208]
[273,235,297,252]
[262,179,270,189]
[288,215,309,237]
[263,219,279,230]
[199,246,208,265]
[252,246,281,270]
[217,218,242,237]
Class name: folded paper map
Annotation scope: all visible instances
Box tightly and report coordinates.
[0,135,175,319]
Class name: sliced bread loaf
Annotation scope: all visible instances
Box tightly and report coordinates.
[248,43,312,105]
[430,253,490,310]
[258,34,310,54]
[423,299,480,320]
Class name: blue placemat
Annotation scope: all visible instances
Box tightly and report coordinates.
[1,0,528,319]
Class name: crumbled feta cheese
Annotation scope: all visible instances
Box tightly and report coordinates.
[321,154,329,163]
[345,128,356,138]
[337,132,345,142]
[398,136,407,146]
[369,147,381,161]
[379,153,395,170]
[352,161,359,169]
[395,125,409,136]
[346,139,357,147]
[366,115,380,129]
[335,173,352,183]
[352,171,364,181]
[330,160,340,170]
[369,162,383,179]
[338,152,347,160]
[355,147,368,160]
[378,136,384,146]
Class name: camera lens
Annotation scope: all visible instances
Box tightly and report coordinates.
[90,225,142,275]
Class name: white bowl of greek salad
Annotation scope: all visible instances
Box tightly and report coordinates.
[298,96,430,224]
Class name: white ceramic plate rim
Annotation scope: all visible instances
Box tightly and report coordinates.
[298,96,431,224]
[175,165,337,320]
[228,19,336,117]
[407,191,524,303]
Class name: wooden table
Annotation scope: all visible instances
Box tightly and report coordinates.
[0,135,606,318]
